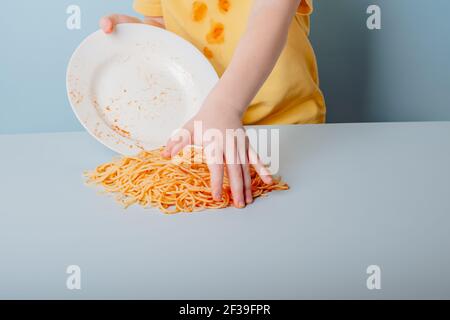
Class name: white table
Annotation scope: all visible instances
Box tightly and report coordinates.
[1,122,450,299]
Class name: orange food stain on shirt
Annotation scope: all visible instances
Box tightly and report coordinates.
[206,21,225,44]
[218,0,231,13]
[203,47,214,59]
[192,1,208,22]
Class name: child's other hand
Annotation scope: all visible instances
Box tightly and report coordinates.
[99,14,165,34]
[162,100,273,209]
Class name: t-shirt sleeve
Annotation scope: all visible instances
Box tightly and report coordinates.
[133,0,163,17]
[297,0,313,15]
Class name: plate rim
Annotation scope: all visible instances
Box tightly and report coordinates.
[66,23,218,155]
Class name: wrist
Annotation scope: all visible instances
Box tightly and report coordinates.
[200,98,245,121]
[201,88,247,118]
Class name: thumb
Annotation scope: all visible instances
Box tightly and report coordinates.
[162,127,192,158]
[99,17,114,33]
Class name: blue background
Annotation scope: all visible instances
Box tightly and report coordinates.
[0,0,449,134]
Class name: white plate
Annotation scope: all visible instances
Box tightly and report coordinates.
[67,24,218,155]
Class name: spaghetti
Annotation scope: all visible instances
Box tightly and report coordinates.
[85,147,288,214]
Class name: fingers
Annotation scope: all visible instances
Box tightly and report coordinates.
[248,147,273,185]
[225,145,245,208]
[99,14,142,33]
[143,16,166,29]
[208,163,224,201]
[237,137,253,204]
[162,128,192,158]
[241,162,253,204]
[170,141,189,159]
[162,136,188,159]
[162,138,178,158]
[226,162,245,208]
[161,124,268,209]
[203,141,224,201]
[99,17,113,33]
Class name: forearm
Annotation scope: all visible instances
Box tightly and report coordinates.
[205,0,301,116]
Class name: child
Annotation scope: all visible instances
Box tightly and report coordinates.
[100,0,325,209]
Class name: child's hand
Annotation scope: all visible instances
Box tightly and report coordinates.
[99,14,165,34]
[162,98,273,209]
[161,0,302,208]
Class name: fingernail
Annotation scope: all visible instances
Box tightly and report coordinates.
[237,201,245,208]
[213,192,222,201]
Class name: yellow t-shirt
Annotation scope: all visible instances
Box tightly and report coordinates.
[133,0,326,124]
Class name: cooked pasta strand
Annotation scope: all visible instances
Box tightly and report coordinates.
[85,147,289,213]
